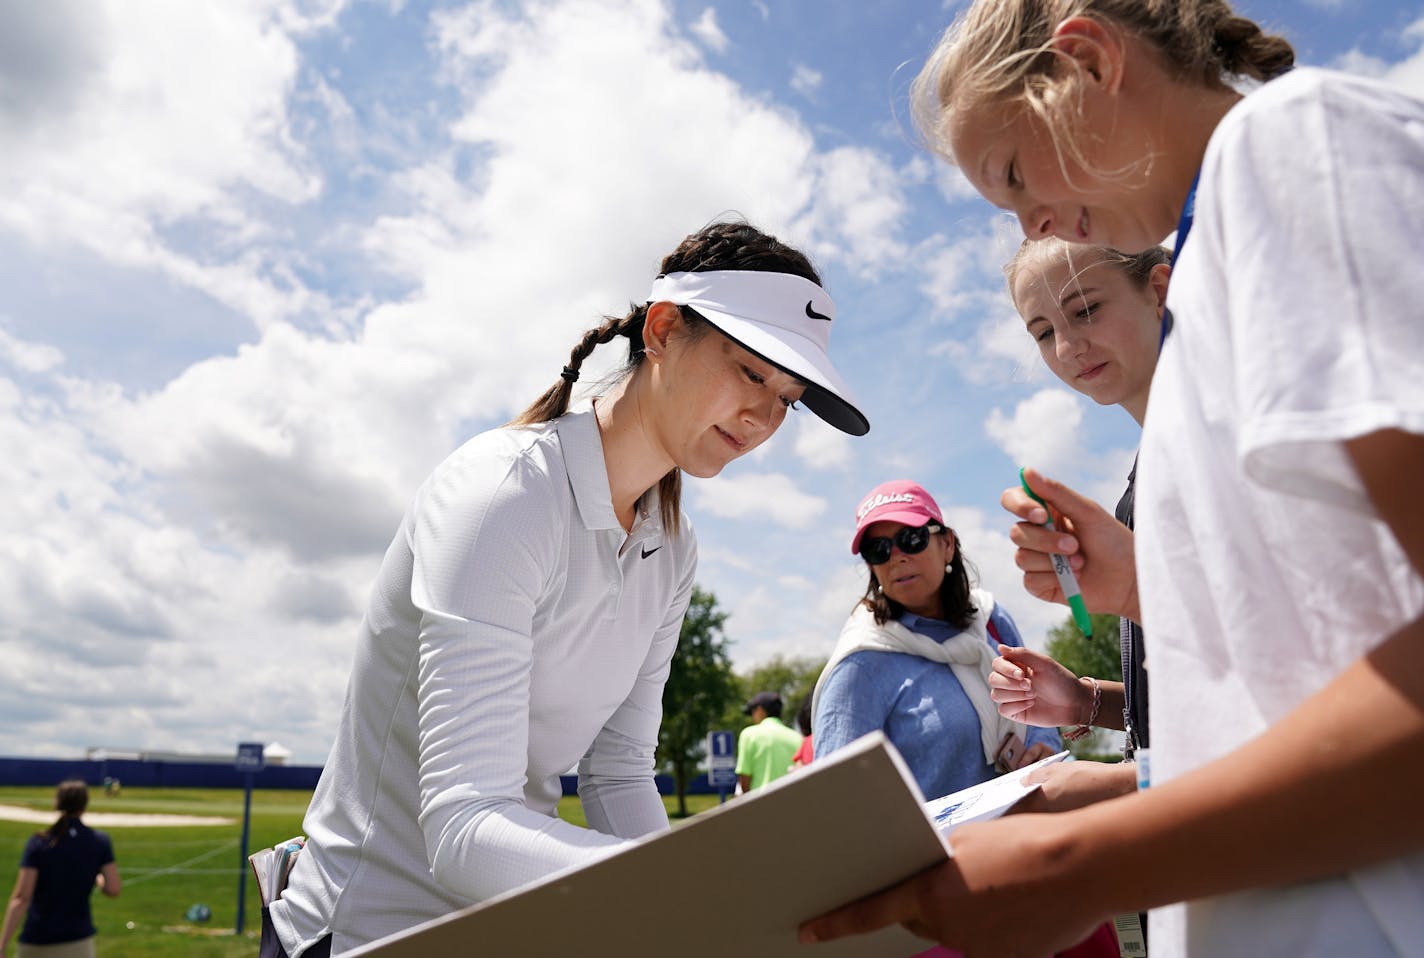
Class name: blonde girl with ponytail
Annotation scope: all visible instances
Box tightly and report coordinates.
[803,2,1424,956]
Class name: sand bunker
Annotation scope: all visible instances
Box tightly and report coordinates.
[0,804,234,827]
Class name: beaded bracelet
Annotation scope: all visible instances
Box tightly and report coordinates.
[1063,675,1101,741]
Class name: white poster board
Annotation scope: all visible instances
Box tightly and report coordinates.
[347,733,945,958]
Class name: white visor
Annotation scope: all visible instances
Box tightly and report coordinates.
[647,270,868,436]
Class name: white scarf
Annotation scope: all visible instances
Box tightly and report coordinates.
[811,589,1024,766]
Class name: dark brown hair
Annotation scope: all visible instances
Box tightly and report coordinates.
[510,221,822,535]
[42,779,89,846]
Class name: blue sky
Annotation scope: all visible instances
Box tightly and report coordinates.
[2,0,1422,762]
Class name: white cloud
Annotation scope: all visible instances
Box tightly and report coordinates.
[1084,445,1140,513]
[917,223,1019,319]
[791,63,823,98]
[690,471,828,528]
[0,327,64,373]
[792,413,852,470]
[983,388,1086,477]
[62,0,881,574]
[1333,16,1424,99]
[721,554,864,667]
[796,146,909,277]
[5,0,917,759]
[914,223,1043,386]
[689,6,728,53]
[937,502,1064,650]
[1383,17,1424,98]
[0,0,332,329]
[978,312,1042,376]
[933,159,983,204]
[0,369,364,758]
[53,0,907,719]
[0,0,1387,765]
[932,309,1043,387]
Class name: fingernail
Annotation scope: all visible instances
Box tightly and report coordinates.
[799,928,819,944]
[1058,537,1074,552]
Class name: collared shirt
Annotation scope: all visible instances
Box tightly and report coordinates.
[272,409,697,954]
[734,716,803,791]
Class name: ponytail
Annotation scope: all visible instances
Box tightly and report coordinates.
[42,779,89,847]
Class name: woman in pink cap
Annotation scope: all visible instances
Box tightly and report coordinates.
[810,480,1060,800]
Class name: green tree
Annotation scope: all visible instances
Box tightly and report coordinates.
[1045,612,1122,682]
[720,654,828,738]
[657,586,738,817]
[1044,611,1123,758]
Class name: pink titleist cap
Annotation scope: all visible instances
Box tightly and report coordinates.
[850,480,944,555]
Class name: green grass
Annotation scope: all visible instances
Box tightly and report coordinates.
[1,786,723,956]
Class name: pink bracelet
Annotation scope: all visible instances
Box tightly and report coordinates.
[1063,676,1101,741]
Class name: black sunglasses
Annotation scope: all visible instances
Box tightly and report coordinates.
[860,522,942,565]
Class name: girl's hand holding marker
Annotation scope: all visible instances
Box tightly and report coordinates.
[1002,468,1141,624]
[1018,467,1092,639]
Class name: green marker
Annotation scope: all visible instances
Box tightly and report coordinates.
[1019,468,1092,638]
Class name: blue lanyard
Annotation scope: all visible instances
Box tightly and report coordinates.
[1160,169,1200,347]
[1171,169,1200,265]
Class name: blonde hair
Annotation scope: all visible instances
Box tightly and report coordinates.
[911,0,1294,182]
[1005,237,1171,311]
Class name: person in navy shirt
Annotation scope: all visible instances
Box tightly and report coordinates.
[2,780,120,958]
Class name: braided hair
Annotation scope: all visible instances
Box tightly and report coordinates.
[510,221,821,535]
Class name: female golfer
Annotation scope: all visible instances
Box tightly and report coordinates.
[803,2,1424,955]
[268,221,867,956]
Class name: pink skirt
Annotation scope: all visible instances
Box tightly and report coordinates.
[910,919,1121,958]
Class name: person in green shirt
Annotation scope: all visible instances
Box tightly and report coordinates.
[735,692,803,793]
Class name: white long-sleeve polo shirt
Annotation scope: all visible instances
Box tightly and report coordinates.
[270,409,696,955]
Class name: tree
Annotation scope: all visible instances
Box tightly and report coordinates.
[1045,611,1123,757]
[719,654,828,740]
[657,586,738,817]
[1045,612,1123,683]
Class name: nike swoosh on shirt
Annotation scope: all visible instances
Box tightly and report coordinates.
[640,546,661,559]
[804,301,831,321]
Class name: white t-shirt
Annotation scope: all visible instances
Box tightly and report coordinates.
[1139,68,1424,957]
[270,409,696,954]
